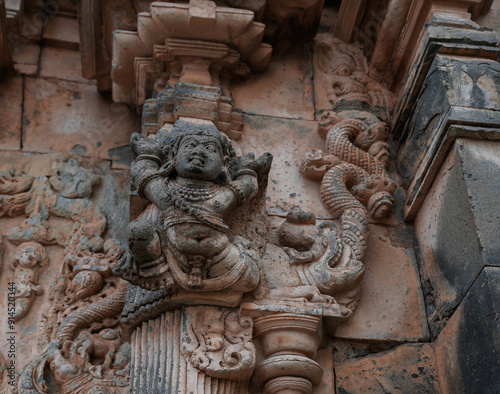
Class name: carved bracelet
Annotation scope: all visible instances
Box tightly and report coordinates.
[136,171,163,198]
[135,154,162,165]
[234,168,258,179]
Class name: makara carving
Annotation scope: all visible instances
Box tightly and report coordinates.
[0,159,130,393]
[315,37,393,110]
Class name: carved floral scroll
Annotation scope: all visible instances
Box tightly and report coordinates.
[0,159,130,394]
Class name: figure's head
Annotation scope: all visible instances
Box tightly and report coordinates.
[164,120,236,183]
[175,134,224,181]
[368,192,394,220]
[49,158,98,198]
[12,242,48,269]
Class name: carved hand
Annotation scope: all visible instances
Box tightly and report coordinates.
[235,152,273,177]
[130,132,163,157]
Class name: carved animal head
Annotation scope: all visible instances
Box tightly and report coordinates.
[316,38,368,76]
[71,270,104,301]
[368,192,394,220]
[353,122,389,151]
[49,158,99,198]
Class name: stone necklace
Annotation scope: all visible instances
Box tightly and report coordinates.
[167,179,217,202]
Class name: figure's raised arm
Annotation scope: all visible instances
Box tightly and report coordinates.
[129,133,170,210]
[229,152,273,202]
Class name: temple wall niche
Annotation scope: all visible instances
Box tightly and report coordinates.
[0,0,499,393]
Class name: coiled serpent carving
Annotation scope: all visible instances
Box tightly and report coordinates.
[301,112,396,222]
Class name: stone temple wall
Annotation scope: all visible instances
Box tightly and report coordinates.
[0,1,499,393]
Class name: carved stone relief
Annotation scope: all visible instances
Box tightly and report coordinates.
[113,105,392,391]
[314,36,394,115]
[0,158,130,393]
[111,1,272,102]
[115,119,272,301]
[10,242,48,322]
[301,110,396,222]
[107,4,401,388]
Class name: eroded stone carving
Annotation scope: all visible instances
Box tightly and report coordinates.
[138,39,248,138]
[315,37,393,110]
[0,159,131,394]
[116,111,386,391]
[0,168,33,218]
[4,158,106,253]
[10,242,48,322]
[19,257,130,393]
[274,209,366,315]
[114,119,272,306]
[181,306,255,381]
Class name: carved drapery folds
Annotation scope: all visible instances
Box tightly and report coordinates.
[0,159,130,394]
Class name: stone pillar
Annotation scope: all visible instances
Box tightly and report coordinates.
[414,139,500,393]
[128,307,254,393]
[392,8,500,392]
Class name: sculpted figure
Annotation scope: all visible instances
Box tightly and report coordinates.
[11,242,48,321]
[6,158,106,253]
[114,120,272,297]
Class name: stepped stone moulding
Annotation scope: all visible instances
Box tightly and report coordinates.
[138,38,248,138]
[112,0,272,105]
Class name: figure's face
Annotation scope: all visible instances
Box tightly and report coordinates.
[16,249,39,268]
[175,135,224,181]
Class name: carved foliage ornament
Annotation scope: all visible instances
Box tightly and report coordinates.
[181,307,255,381]
[0,159,130,393]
